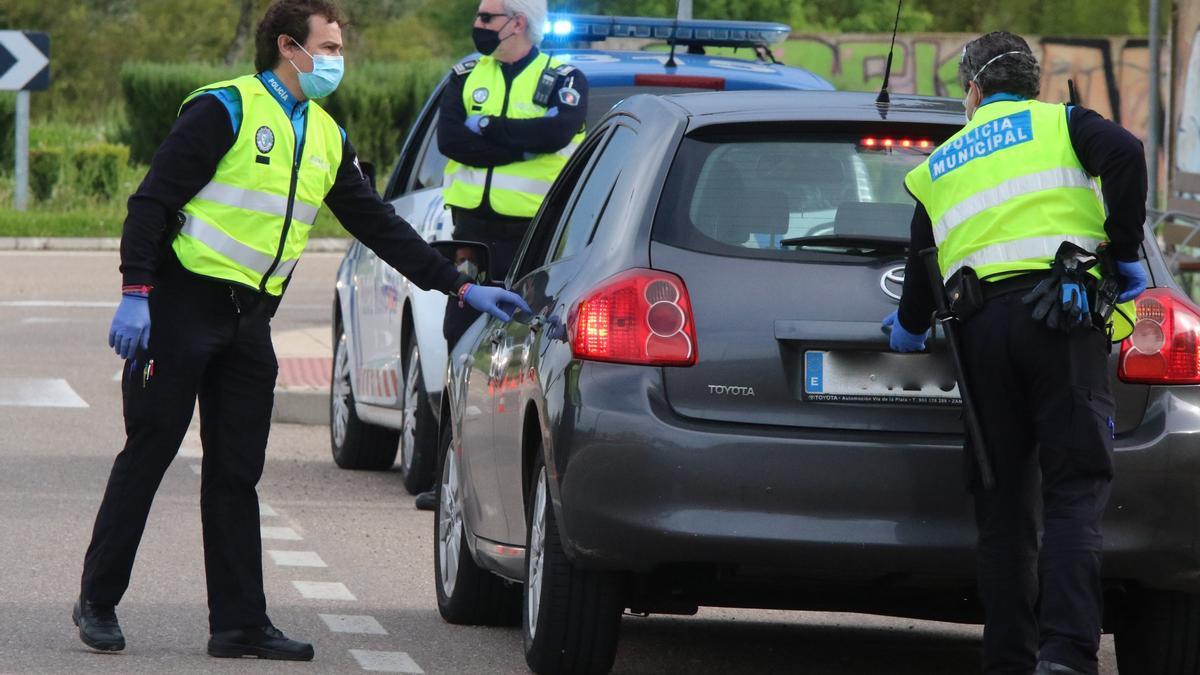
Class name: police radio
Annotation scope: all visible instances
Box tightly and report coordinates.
[532,67,559,107]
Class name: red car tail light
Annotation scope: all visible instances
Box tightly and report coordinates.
[570,269,698,366]
[1119,288,1200,384]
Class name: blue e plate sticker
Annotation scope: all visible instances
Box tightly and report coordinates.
[805,352,824,394]
[929,110,1033,181]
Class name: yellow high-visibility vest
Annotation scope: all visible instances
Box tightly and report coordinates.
[905,99,1134,339]
[172,74,343,296]
[443,53,584,218]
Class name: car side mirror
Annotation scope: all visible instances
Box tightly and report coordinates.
[431,240,491,286]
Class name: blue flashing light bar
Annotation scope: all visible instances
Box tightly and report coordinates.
[542,14,791,48]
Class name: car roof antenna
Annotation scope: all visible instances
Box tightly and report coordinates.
[666,0,681,69]
[876,0,902,105]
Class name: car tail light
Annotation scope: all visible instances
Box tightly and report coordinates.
[634,74,725,90]
[1119,287,1200,384]
[569,269,698,366]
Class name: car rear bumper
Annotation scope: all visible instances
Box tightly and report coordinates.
[551,363,1200,593]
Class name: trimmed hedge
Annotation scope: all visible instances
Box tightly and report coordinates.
[119,60,450,170]
[0,94,13,173]
[73,143,131,199]
[29,147,64,202]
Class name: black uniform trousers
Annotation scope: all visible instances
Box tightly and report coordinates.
[81,257,278,632]
[961,291,1115,675]
[442,207,528,348]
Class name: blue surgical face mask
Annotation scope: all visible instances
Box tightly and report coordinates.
[289,38,343,99]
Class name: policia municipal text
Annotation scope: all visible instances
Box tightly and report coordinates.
[413,0,587,511]
[74,0,529,660]
[885,33,1148,675]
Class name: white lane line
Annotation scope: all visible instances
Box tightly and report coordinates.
[318,614,387,635]
[179,446,202,458]
[267,550,326,568]
[260,526,302,541]
[292,581,355,601]
[0,300,117,308]
[111,369,123,382]
[349,650,423,673]
[0,378,88,408]
[189,464,202,476]
[259,502,277,517]
[21,317,80,324]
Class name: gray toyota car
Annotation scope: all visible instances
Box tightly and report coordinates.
[432,90,1200,674]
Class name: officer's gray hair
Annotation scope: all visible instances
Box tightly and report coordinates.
[504,0,547,44]
[958,31,1040,100]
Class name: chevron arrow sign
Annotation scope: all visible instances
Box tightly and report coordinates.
[0,31,50,91]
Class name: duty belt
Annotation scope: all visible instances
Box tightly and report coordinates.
[981,271,1053,302]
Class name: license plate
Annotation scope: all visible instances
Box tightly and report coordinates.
[803,350,960,405]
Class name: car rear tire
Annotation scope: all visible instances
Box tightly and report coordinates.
[330,319,400,470]
[399,342,438,494]
[433,419,520,625]
[1115,589,1200,674]
[523,456,624,675]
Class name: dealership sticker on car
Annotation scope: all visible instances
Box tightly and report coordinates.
[803,351,960,405]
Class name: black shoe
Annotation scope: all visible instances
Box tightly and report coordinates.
[208,625,314,661]
[72,596,125,652]
[414,490,437,511]
[1035,661,1086,675]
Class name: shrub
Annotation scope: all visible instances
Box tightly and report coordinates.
[29,147,64,202]
[73,143,130,199]
[0,94,13,174]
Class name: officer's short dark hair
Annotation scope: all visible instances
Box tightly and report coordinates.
[255,0,346,73]
[958,31,1040,100]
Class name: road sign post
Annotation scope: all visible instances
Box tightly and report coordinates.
[0,31,51,211]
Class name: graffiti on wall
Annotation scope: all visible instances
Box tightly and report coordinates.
[780,34,1162,145]
[1171,1,1200,217]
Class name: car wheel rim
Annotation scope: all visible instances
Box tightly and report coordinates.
[332,333,352,448]
[400,347,420,475]
[527,467,548,638]
[438,448,462,598]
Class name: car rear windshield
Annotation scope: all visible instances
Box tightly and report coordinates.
[652,125,947,259]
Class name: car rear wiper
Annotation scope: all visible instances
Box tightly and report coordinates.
[778,235,909,254]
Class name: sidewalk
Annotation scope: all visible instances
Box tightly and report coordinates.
[273,326,334,426]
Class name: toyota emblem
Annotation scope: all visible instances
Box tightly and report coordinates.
[880,265,905,301]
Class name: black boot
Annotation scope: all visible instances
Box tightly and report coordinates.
[414,489,437,511]
[208,625,314,661]
[72,596,125,652]
[1034,661,1086,675]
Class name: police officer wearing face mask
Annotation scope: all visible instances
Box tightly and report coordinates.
[73,0,530,661]
[883,32,1147,675]
[410,0,588,511]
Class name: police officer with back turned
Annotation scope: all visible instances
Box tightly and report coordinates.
[883,32,1147,675]
[73,0,529,660]
[412,0,588,511]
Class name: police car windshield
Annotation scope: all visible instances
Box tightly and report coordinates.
[652,127,938,260]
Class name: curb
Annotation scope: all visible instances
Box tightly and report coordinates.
[0,237,351,252]
[273,387,330,426]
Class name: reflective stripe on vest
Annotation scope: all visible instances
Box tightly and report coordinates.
[932,167,1100,243]
[171,74,342,296]
[944,234,1104,280]
[442,54,585,218]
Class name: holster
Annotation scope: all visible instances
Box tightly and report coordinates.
[945,266,985,321]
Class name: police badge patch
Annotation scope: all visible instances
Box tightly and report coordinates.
[472,87,489,104]
[558,87,580,107]
[255,126,275,153]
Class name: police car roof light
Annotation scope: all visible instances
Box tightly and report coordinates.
[541,14,791,49]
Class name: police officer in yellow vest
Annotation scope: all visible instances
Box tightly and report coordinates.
[410,0,587,511]
[74,0,530,660]
[884,33,1147,675]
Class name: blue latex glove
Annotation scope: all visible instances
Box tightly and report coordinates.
[1116,260,1148,303]
[464,285,533,323]
[108,294,150,360]
[545,106,559,118]
[881,310,928,353]
[464,115,484,135]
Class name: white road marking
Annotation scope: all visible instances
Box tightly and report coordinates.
[292,580,355,601]
[349,650,423,673]
[0,378,88,408]
[189,464,202,476]
[267,550,326,567]
[259,502,277,517]
[0,300,117,308]
[179,446,202,458]
[21,317,80,324]
[260,526,302,541]
[111,369,123,382]
[318,614,387,635]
